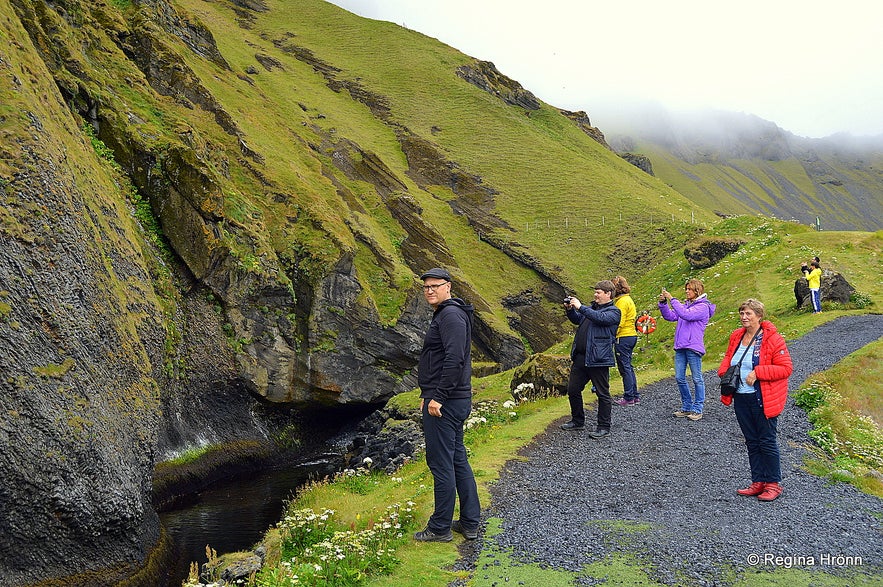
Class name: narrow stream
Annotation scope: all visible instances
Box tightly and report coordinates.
[151,399,379,587]
[158,455,342,586]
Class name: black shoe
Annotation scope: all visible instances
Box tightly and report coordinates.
[588,428,610,439]
[414,527,453,542]
[452,520,479,540]
[560,421,585,430]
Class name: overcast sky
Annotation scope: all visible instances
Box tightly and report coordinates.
[327,0,883,138]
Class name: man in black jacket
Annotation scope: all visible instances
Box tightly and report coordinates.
[413,268,481,542]
[560,280,622,438]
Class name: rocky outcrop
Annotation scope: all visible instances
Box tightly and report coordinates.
[619,152,654,175]
[345,405,424,474]
[560,109,610,149]
[509,353,571,397]
[684,237,746,269]
[456,60,541,111]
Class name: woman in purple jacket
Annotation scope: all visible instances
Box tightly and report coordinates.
[658,279,716,421]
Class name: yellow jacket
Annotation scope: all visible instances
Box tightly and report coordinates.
[614,294,637,338]
[804,267,822,289]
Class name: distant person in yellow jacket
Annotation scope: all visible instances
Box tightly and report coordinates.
[801,259,822,313]
[612,276,640,406]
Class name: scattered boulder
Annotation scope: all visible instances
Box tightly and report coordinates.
[509,353,571,399]
[218,546,266,584]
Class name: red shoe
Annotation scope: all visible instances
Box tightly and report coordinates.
[736,482,765,496]
[757,482,783,501]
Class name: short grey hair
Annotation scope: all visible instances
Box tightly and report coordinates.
[739,298,765,319]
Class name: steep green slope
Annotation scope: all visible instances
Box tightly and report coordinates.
[175,0,713,297]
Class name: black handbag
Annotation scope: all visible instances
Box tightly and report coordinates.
[720,330,760,396]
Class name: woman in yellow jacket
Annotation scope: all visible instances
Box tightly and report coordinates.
[612,276,640,405]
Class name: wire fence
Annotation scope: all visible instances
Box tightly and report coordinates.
[520,210,705,232]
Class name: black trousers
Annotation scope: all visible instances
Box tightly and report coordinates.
[567,358,611,429]
[422,397,481,533]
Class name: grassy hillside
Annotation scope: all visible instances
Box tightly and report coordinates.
[4,0,725,404]
[172,0,716,322]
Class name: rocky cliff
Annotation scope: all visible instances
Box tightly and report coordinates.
[0,0,726,582]
[0,0,599,583]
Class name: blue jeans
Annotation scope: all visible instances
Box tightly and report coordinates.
[733,392,781,482]
[614,336,639,400]
[422,397,481,533]
[674,348,705,413]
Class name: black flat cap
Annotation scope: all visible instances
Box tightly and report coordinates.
[420,267,452,281]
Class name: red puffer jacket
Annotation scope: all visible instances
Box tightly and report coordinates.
[718,320,793,418]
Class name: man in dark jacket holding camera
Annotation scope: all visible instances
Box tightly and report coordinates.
[413,268,481,543]
[560,280,622,438]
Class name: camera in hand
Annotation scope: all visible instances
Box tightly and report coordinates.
[564,296,573,304]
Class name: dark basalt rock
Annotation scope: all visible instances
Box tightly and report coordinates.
[619,152,655,175]
[684,237,746,269]
[457,60,541,111]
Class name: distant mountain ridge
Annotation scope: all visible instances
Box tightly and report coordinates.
[603,107,883,230]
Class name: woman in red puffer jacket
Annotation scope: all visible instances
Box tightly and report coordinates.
[718,299,793,502]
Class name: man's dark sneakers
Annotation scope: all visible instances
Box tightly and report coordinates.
[588,428,610,439]
[414,527,453,542]
[451,520,479,540]
[560,421,584,430]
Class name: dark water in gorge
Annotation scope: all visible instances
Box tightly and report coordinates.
[158,456,342,586]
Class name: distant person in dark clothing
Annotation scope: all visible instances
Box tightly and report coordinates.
[414,267,481,542]
[560,280,621,439]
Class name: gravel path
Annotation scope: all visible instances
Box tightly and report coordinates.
[478,314,883,586]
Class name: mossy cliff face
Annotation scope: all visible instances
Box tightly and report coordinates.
[0,3,164,582]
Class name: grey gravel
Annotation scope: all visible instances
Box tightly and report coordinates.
[480,315,883,586]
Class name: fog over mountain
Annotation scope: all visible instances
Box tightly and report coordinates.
[592,101,883,153]
[591,102,883,231]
